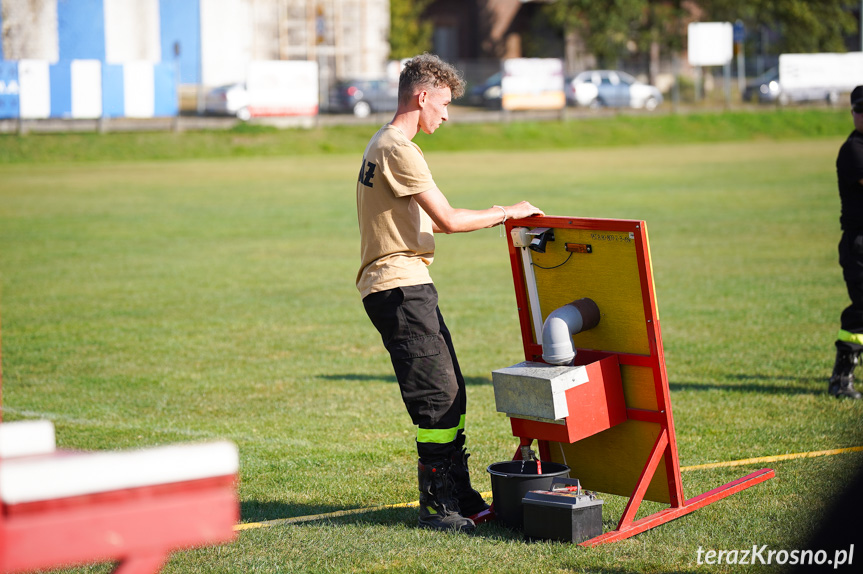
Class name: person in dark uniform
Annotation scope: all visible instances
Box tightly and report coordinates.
[829,85,863,399]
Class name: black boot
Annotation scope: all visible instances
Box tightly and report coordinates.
[417,459,475,532]
[829,350,863,399]
[450,448,490,518]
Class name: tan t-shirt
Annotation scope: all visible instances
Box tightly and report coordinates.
[356,124,436,298]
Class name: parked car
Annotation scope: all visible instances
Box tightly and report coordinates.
[329,79,399,118]
[204,83,251,121]
[742,67,841,105]
[466,72,502,108]
[567,70,662,110]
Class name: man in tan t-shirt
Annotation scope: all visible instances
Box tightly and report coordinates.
[357,54,544,532]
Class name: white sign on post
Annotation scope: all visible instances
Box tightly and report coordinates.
[501,58,565,111]
[687,22,733,67]
[247,60,319,117]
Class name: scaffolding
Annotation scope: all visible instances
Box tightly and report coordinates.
[246,0,390,108]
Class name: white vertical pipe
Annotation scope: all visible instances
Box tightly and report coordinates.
[520,247,544,345]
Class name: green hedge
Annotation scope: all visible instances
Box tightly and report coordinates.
[0,107,852,164]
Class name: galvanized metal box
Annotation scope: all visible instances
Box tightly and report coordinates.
[491,361,588,422]
[492,355,626,444]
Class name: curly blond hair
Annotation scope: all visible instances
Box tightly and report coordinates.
[398,53,465,104]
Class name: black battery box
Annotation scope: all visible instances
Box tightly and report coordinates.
[522,477,603,543]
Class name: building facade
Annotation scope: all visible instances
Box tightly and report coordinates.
[0,0,391,118]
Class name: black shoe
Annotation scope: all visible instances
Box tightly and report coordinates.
[829,377,862,399]
[450,448,490,517]
[828,350,862,399]
[417,460,475,532]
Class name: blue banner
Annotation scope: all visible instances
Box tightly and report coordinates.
[0,61,20,119]
[102,63,124,118]
[50,61,72,118]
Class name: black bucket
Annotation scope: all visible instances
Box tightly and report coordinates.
[487,461,571,529]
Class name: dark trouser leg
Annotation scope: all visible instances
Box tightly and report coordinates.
[363,285,465,459]
[363,285,475,530]
[436,309,489,516]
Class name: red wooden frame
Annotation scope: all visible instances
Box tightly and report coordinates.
[502,216,774,545]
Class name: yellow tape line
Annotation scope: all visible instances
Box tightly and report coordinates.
[679,445,863,471]
[235,445,863,531]
[234,499,423,531]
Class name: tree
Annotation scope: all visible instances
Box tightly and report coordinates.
[544,0,646,67]
[700,0,858,54]
[543,0,690,83]
[638,1,688,56]
[638,1,689,83]
[389,0,434,60]
[544,0,858,72]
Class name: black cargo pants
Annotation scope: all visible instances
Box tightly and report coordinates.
[838,231,863,354]
[363,284,466,462]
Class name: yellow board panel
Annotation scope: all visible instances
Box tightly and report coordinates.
[530,227,650,356]
[504,218,773,542]
[509,218,675,506]
[546,420,671,504]
[620,365,659,411]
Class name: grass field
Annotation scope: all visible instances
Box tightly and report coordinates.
[1,109,862,573]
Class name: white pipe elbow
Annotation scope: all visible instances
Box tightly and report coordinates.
[541,298,601,365]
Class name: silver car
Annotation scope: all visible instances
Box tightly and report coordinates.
[568,70,662,110]
[203,83,251,121]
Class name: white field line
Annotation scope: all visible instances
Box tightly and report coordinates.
[0,407,310,447]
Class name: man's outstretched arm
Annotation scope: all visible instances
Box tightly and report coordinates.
[414,186,544,234]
